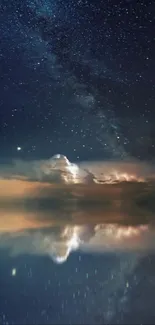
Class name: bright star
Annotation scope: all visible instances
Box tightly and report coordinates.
[11,268,17,276]
[17,146,22,151]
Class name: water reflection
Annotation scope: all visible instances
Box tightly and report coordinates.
[0,179,155,263]
[1,223,154,264]
[1,159,155,324]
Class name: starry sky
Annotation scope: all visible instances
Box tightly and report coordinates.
[1,0,155,162]
[1,1,155,324]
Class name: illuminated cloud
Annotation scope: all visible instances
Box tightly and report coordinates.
[40,154,85,184]
[1,155,155,187]
[0,154,87,184]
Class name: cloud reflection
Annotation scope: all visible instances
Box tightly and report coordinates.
[0,223,154,264]
[0,156,155,263]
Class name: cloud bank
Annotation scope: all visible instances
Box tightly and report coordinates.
[1,154,155,185]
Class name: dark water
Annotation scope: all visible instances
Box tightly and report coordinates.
[1,181,155,324]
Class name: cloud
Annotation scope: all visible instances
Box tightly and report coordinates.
[0,154,86,184]
[1,156,155,226]
[1,154,155,184]
[0,155,155,262]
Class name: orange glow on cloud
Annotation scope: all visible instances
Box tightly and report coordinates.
[0,179,52,198]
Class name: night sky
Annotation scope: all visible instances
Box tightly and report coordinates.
[1,0,155,161]
[1,1,155,324]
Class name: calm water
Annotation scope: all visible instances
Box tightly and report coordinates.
[0,180,155,324]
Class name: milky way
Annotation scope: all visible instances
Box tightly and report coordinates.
[1,2,155,324]
[1,0,155,161]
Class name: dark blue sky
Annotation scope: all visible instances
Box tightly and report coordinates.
[0,0,155,161]
[1,2,155,323]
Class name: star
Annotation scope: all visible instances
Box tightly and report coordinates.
[17,146,22,151]
[11,268,17,277]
